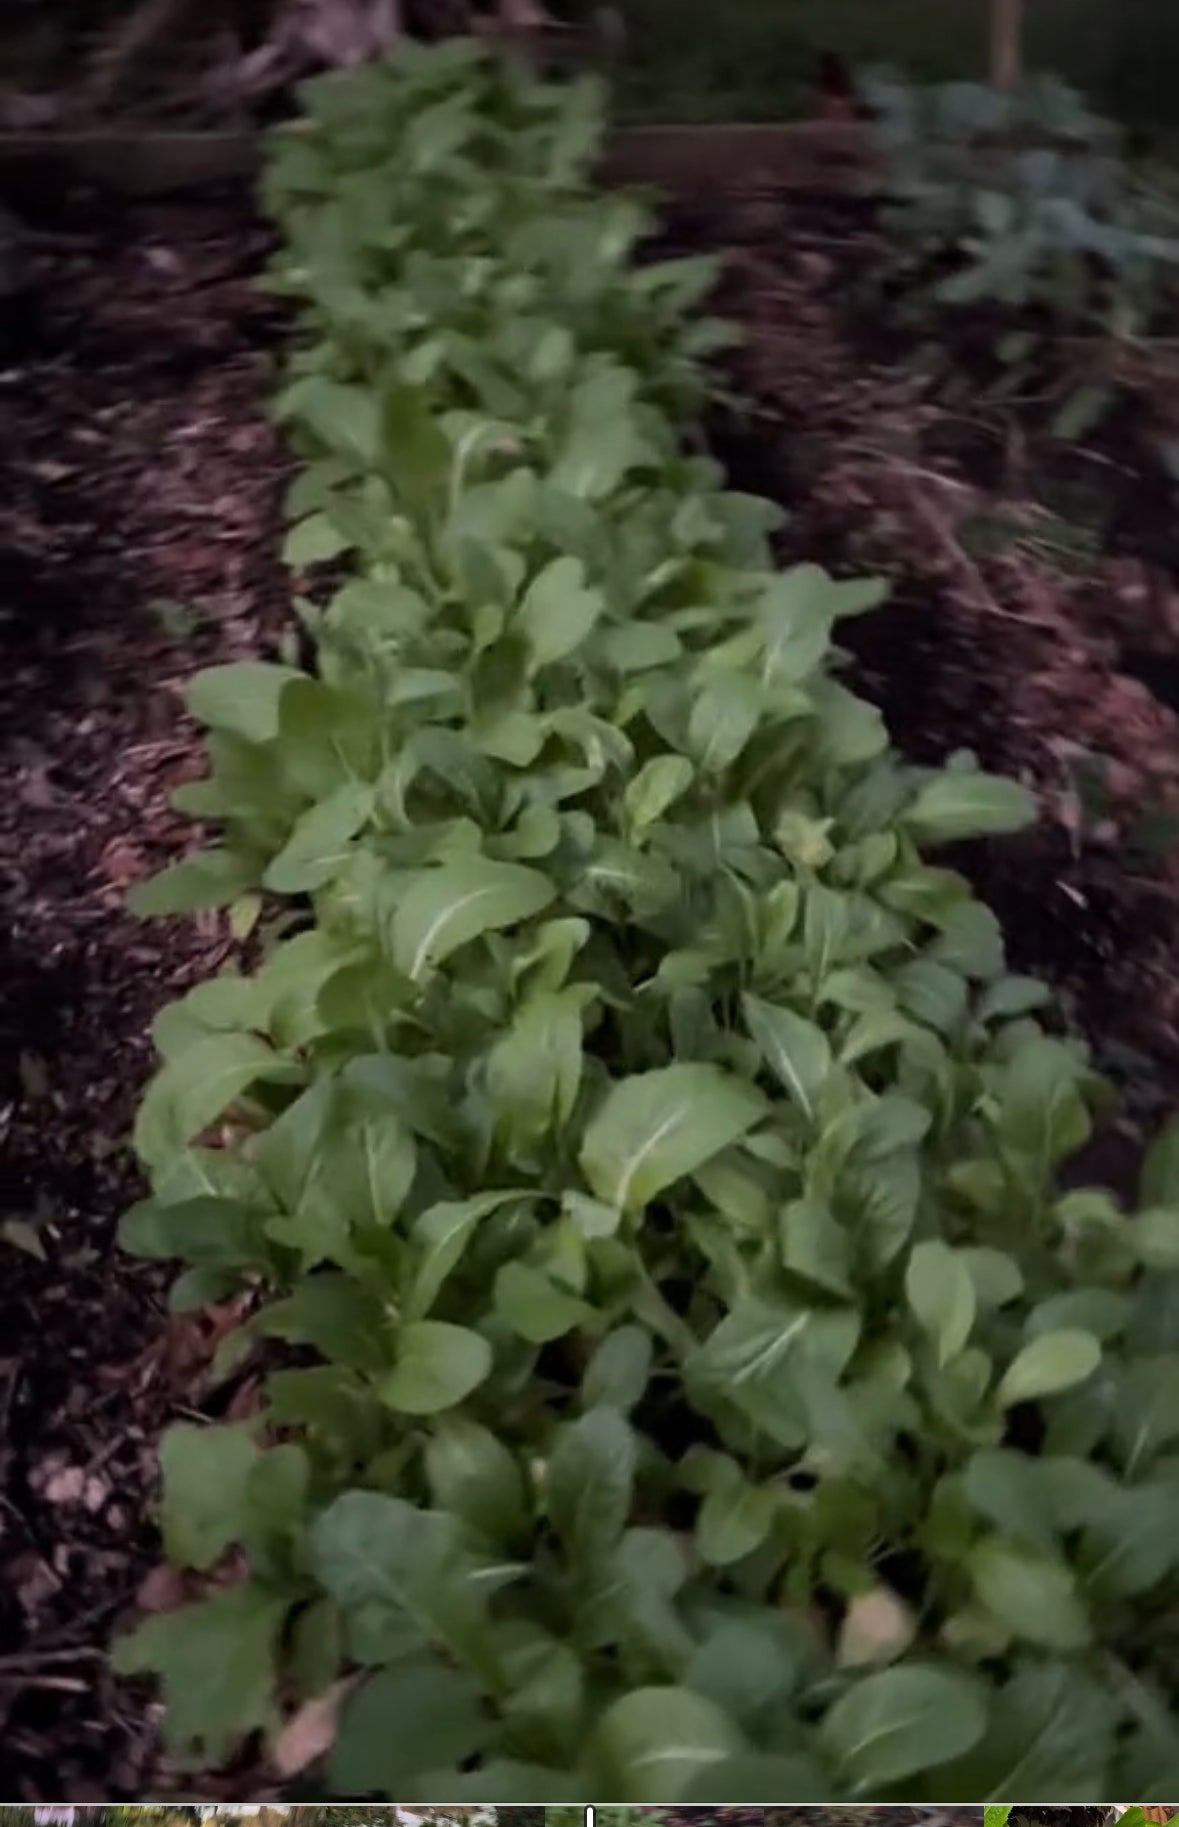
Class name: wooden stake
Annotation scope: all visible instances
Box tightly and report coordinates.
[991,0,1023,90]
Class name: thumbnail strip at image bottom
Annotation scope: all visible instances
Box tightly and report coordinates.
[9,1808,1176,1826]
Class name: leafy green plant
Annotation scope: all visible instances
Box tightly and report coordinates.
[114,42,1179,1803]
[864,69,1179,438]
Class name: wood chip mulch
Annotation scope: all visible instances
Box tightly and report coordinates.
[0,184,291,1799]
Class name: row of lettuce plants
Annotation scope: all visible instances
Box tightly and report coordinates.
[115,42,1179,1800]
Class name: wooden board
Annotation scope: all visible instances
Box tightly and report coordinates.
[0,118,876,205]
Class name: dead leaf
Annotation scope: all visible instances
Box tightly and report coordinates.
[225,1374,264,1422]
[137,1561,191,1614]
[269,1676,357,1777]
[837,1586,916,1666]
[2,1217,47,1260]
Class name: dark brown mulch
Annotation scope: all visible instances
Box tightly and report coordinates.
[668,181,1179,1185]
[0,185,290,1799]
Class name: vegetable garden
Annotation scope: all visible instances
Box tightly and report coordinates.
[3,28,1179,1807]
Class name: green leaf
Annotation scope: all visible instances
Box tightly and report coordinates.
[563,1190,622,1240]
[382,382,453,513]
[742,994,832,1120]
[602,622,682,673]
[582,1325,653,1411]
[779,1194,853,1299]
[405,92,477,168]
[896,958,968,1034]
[978,974,1053,1023]
[424,1417,527,1544]
[1113,1354,1179,1474]
[112,1582,288,1767]
[390,856,554,980]
[1078,1477,1179,1598]
[185,661,303,742]
[134,1033,300,1171]
[681,1754,829,1802]
[839,1008,937,1068]
[407,1192,521,1321]
[486,987,584,1149]
[995,1036,1092,1176]
[758,563,839,682]
[685,1614,808,1732]
[379,1320,492,1414]
[580,1063,765,1213]
[689,673,763,772]
[904,770,1036,844]
[499,1630,584,1765]
[969,1538,1091,1648]
[961,1246,1025,1310]
[691,1294,853,1393]
[591,1526,693,1669]
[263,781,374,894]
[286,375,379,466]
[159,1423,259,1570]
[129,848,259,917]
[938,1657,1113,1797]
[813,679,888,764]
[1127,1206,1179,1270]
[593,1685,742,1802]
[997,1330,1102,1406]
[625,754,695,834]
[329,1658,490,1795]
[283,512,352,568]
[961,1449,1057,1551]
[261,1091,418,1267]
[516,555,603,668]
[905,1240,976,1366]
[494,1261,590,1343]
[258,1273,390,1373]
[310,1489,490,1670]
[819,1663,988,1792]
[120,1191,263,1271]
[546,1406,635,1564]
[1140,1115,1179,1205]
[928,898,1005,979]
[696,1471,776,1567]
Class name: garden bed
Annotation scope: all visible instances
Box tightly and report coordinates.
[4,143,1179,1796]
[668,178,1179,1187]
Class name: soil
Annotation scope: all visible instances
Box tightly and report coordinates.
[4,161,1179,1799]
[0,185,291,1798]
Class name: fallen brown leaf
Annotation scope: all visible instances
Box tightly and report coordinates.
[136,1561,191,1615]
[269,1676,358,1778]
